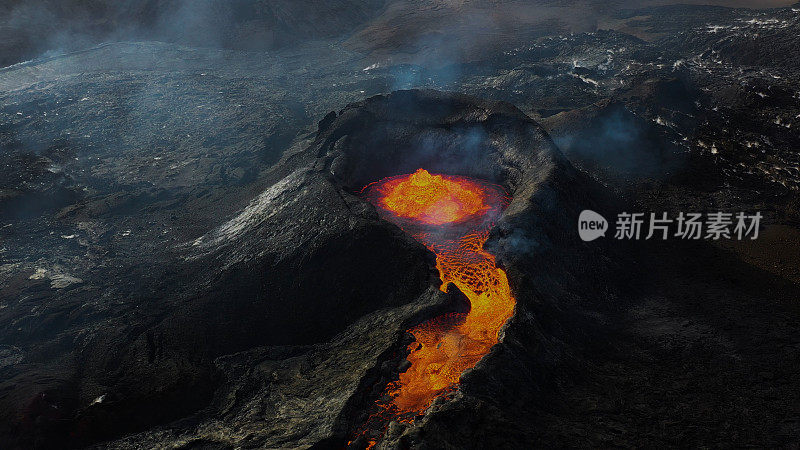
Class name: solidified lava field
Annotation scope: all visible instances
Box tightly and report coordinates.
[2,2,800,449]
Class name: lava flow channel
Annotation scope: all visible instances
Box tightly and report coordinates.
[355,169,516,445]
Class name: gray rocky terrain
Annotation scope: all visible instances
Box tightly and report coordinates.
[1,1,800,448]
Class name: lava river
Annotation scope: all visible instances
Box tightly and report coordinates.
[354,169,516,446]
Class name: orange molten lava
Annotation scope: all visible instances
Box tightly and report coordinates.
[376,169,491,225]
[355,169,515,446]
[389,229,515,411]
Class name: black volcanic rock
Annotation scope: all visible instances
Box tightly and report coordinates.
[2,3,800,448]
[77,90,592,449]
[0,0,388,67]
[0,146,438,446]
[0,84,588,448]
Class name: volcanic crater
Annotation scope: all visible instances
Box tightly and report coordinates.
[3,3,800,448]
[189,89,606,449]
[52,89,604,449]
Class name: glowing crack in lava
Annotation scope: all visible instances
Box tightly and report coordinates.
[354,169,516,446]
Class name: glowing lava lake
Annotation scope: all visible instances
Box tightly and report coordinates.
[355,169,516,446]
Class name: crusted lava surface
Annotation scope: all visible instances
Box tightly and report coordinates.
[1,3,800,448]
